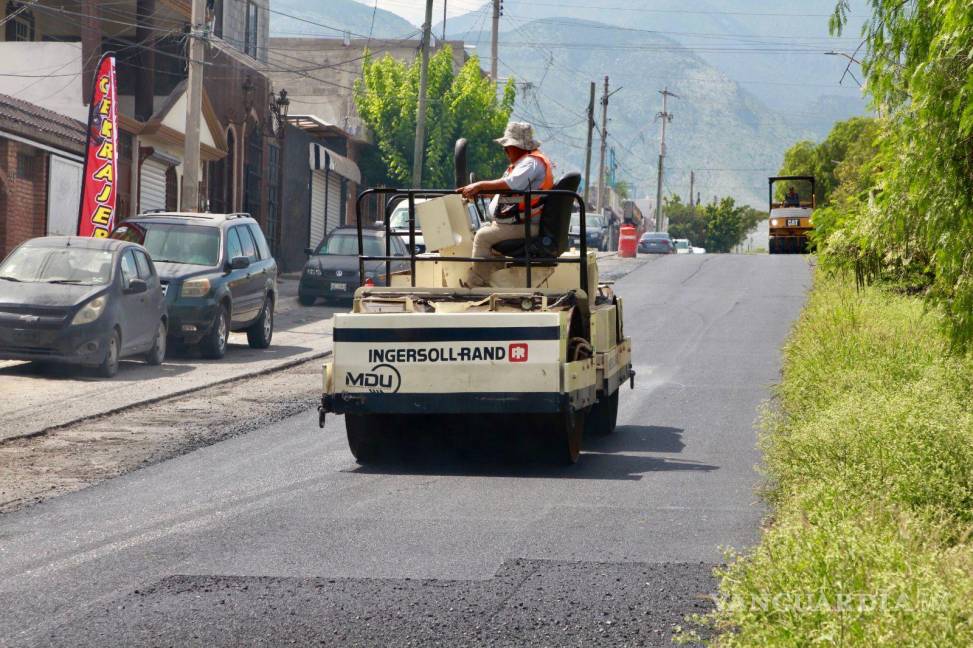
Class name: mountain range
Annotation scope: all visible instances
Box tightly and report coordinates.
[269,1,869,207]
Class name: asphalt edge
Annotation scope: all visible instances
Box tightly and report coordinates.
[0,349,333,445]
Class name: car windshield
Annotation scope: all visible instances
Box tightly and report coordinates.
[389,207,412,230]
[674,240,689,249]
[570,214,604,228]
[317,234,385,257]
[642,233,669,240]
[112,222,220,266]
[0,245,113,285]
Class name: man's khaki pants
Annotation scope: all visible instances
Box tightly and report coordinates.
[468,219,539,286]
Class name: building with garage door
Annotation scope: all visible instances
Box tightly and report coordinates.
[274,115,363,273]
[0,1,289,257]
[0,93,85,258]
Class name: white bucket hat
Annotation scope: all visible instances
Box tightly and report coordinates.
[494,121,541,150]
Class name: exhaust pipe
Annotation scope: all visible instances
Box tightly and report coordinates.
[454,138,468,189]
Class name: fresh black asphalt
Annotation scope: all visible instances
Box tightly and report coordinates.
[0,253,811,647]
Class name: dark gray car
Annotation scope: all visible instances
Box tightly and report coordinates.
[299,228,410,305]
[638,231,676,254]
[0,236,167,377]
[112,213,278,359]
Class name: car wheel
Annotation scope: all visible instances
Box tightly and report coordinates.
[247,296,274,349]
[144,319,167,365]
[97,329,120,378]
[200,305,229,359]
[298,294,316,306]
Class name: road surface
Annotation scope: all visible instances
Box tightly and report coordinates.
[0,254,811,647]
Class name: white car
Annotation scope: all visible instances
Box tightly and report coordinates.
[692,246,706,254]
[673,238,693,254]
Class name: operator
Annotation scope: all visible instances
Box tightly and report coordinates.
[784,186,800,207]
[459,121,554,286]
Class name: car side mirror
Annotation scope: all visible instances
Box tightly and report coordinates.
[304,247,314,256]
[230,256,250,270]
[126,278,147,294]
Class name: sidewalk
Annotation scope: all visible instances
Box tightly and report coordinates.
[0,277,338,443]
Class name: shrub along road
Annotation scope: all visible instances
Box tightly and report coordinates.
[703,272,973,646]
[0,254,811,646]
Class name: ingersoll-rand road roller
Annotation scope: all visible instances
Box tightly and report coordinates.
[318,141,634,464]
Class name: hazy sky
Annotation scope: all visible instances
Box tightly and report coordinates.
[358,0,865,28]
[361,0,480,26]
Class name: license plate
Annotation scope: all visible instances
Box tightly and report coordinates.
[331,282,347,291]
[786,218,801,226]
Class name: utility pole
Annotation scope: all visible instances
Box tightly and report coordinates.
[596,76,609,214]
[689,170,695,209]
[654,87,677,231]
[411,0,434,188]
[181,0,206,211]
[442,0,447,42]
[490,0,500,84]
[582,81,595,204]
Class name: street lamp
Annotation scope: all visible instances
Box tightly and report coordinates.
[825,48,863,87]
[270,88,290,133]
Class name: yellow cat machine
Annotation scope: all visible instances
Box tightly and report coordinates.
[768,175,815,254]
[318,142,634,464]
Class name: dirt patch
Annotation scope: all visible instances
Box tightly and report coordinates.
[0,358,323,514]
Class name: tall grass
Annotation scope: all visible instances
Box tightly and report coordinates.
[702,271,973,646]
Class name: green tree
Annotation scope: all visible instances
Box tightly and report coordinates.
[354,47,516,188]
[665,194,761,252]
[830,1,973,345]
[777,117,879,207]
[665,195,705,244]
[613,180,631,200]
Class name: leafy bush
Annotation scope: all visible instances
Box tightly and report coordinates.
[701,271,973,646]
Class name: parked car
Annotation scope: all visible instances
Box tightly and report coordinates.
[111,212,277,359]
[569,213,609,251]
[638,232,676,254]
[300,227,410,305]
[673,238,693,254]
[0,236,167,377]
[692,246,707,254]
[388,197,485,253]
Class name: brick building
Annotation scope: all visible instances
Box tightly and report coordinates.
[0,0,288,257]
[0,94,85,258]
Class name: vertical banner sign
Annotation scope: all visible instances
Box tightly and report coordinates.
[77,53,119,238]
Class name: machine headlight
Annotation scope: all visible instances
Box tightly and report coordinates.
[71,296,107,326]
[771,219,779,227]
[181,277,211,298]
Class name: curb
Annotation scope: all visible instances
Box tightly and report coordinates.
[0,349,333,445]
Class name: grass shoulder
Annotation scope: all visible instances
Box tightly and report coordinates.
[694,270,973,646]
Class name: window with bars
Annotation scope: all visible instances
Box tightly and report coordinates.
[244,1,258,59]
[266,141,280,256]
[5,2,35,42]
[16,152,34,179]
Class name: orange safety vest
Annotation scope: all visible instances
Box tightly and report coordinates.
[499,150,555,219]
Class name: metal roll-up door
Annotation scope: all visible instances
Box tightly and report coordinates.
[309,169,327,248]
[325,171,342,233]
[140,158,167,213]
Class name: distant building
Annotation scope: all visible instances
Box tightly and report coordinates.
[265,37,470,254]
